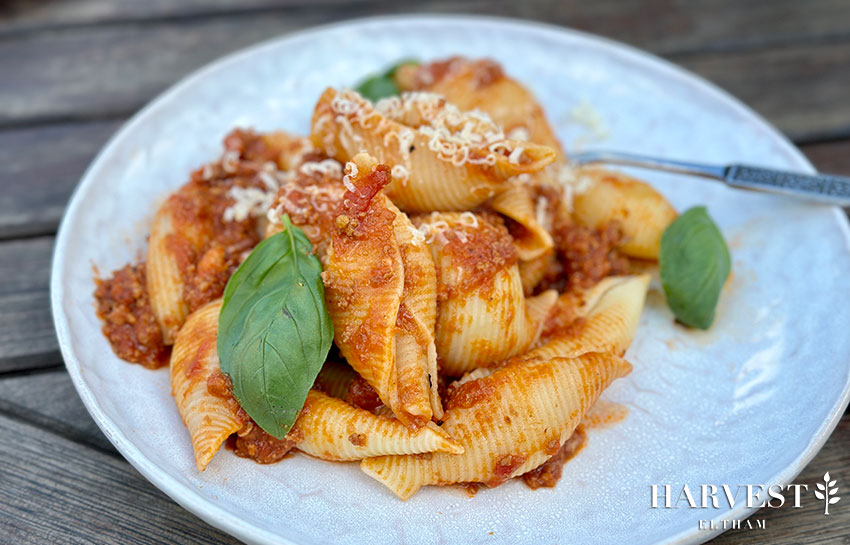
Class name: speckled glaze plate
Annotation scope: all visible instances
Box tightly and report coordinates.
[51,15,850,545]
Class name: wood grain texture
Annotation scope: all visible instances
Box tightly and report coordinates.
[0,411,241,545]
[2,0,850,56]
[0,368,114,453]
[0,1,849,141]
[803,140,850,175]
[0,237,59,372]
[680,39,850,143]
[0,120,120,238]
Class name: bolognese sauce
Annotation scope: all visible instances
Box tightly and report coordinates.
[94,129,281,367]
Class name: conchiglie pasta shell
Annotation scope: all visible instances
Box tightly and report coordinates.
[396,58,564,158]
[388,199,441,422]
[518,251,555,296]
[315,361,357,400]
[360,352,631,499]
[436,263,536,376]
[169,300,241,471]
[147,206,189,345]
[528,274,651,361]
[310,88,555,212]
[294,390,462,461]
[488,183,554,261]
[324,187,403,421]
[572,167,677,259]
[259,131,314,171]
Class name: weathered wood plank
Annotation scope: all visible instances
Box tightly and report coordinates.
[710,415,850,544]
[0,368,113,452]
[679,39,850,143]
[0,237,58,372]
[0,411,241,544]
[0,119,120,238]
[2,6,850,140]
[802,140,850,175]
[2,0,850,57]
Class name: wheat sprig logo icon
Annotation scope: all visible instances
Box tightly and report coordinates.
[814,472,840,515]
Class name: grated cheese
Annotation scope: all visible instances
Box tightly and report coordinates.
[508,146,525,165]
[458,211,479,229]
[221,150,240,174]
[391,164,410,186]
[408,224,426,247]
[223,186,277,222]
[342,160,358,191]
[556,163,595,212]
[507,126,530,141]
[300,159,343,178]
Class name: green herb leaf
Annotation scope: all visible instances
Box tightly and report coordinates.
[659,206,731,329]
[355,58,419,102]
[217,215,333,438]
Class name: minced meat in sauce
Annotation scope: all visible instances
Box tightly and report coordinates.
[94,262,170,369]
[522,427,587,489]
[94,129,275,367]
[535,219,630,293]
[208,369,302,464]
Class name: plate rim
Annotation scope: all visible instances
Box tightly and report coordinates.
[50,13,850,545]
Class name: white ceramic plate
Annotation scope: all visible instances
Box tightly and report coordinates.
[52,15,850,545]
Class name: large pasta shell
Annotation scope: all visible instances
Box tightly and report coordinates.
[360,351,631,499]
[294,390,462,461]
[487,182,554,261]
[310,88,556,212]
[572,167,677,259]
[169,300,241,471]
[389,198,442,422]
[395,57,564,158]
[420,212,555,375]
[323,153,404,419]
[147,205,190,344]
[527,274,651,361]
[314,360,358,400]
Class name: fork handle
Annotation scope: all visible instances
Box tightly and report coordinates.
[725,165,850,207]
[570,150,850,207]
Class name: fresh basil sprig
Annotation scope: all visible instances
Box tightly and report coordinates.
[217,215,333,439]
[355,58,419,102]
[659,206,731,330]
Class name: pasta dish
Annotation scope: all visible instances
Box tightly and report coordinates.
[94,56,694,500]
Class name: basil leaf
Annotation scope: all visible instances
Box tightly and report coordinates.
[355,58,419,102]
[659,206,731,330]
[217,215,333,438]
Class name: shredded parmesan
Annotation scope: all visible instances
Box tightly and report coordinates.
[350,89,508,168]
[342,161,358,191]
[300,159,343,178]
[221,150,240,174]
[556,164,595,212]
[508,146,525,165]
[507,126,530,141]
[408,224,426,247]
[458,211,479,229]
[223,186,277,222]
[391,164,410,186]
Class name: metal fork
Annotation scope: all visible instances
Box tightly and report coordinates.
[569,150,850,207]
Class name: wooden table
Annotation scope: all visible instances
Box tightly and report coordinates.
[1,1,848,543]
